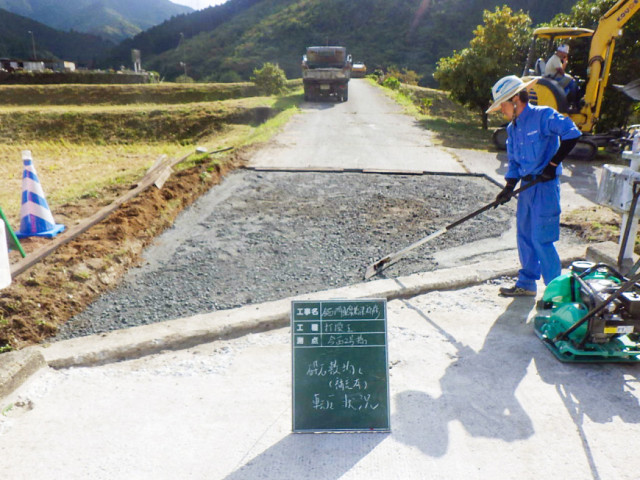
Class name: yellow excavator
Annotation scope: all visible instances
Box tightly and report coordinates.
[492,0,640,159]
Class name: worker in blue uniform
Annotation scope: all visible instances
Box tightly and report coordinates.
[487,75,581,296]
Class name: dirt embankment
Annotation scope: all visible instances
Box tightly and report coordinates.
[0,151,247,350]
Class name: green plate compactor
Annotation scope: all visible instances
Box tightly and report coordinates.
[534,260,640,363]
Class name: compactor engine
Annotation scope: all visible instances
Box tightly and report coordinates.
[535,261,640,362]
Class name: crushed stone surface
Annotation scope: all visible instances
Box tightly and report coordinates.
[54,170,573,340]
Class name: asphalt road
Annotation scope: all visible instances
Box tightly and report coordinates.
[251,79,602,212]
[249,79,464,172]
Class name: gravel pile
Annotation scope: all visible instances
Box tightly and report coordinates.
[56,170,524,339]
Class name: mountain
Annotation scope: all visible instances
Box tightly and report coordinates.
[0,8,113,65]
[0,0,193,43]
[103,0,577,84]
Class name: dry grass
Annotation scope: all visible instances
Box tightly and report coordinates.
[562,205,623,245]
[0,82,302,350]
[0,84,301,231]
[0,143,189,227]
[0,80,302,106]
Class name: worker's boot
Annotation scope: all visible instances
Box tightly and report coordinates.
[499,285,536,297]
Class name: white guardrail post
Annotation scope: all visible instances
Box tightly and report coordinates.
[0,220,11,289]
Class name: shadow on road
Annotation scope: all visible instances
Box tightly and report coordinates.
[392,297,536,456]
[223,430,387,479]
[393,296,640,478]
[534,348,640,479]
[300,101,338,111]
[561,159,601,204]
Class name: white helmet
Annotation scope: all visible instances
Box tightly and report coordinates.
[486,75,537,113]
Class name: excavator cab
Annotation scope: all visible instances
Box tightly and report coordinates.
[492,27,598,159]
[521,27,594,114]
[492,27,599,158]
[492,0,640,160]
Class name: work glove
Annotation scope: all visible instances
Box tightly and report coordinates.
[495,179,518,206]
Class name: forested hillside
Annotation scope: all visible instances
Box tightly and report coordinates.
[104,0,576,84]
[0,9,114,65]
[0,0,192,43]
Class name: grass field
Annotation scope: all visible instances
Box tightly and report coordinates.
[0,81,300,106]
[0,83,301,229]
[0,81,304,350]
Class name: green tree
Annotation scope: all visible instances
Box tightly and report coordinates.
[250,62,287,95]
[386,66,420,85]
[548,0,640,131]
[434,6,532,129]
[175,74,195,83]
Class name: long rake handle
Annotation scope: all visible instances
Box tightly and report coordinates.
[364,177,543,279]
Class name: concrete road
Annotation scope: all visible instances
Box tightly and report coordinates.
[249,79,464,172]
[2,279,639,480]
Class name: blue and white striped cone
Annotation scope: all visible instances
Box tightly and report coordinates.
[16,150,65,239]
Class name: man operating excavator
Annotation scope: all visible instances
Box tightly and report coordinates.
[544,44,579,107]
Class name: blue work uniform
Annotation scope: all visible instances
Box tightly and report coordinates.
[505,103,581,291]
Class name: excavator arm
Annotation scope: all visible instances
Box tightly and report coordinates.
[494,1,639,158]
[583,0,640,131]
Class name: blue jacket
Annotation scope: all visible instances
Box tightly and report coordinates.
[506,104,581,180]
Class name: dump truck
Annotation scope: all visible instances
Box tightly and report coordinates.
[351,62,367,78]
[302,46,352,102]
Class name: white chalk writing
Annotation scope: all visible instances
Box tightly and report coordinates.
[312,394,335,410]
[342,393,379,411]
[321,304,380,319]
[326,334,368,346]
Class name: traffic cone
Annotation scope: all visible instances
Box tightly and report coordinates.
[16,150,65,239]
[0,220,11,289]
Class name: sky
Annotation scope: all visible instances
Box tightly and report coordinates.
[171,0,228,10]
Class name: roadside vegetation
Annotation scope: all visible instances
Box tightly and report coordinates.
[367,65,505,150]
[433,2,640,133]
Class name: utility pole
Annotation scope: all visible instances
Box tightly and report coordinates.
[179,32,187,77]
[28,31,36,60]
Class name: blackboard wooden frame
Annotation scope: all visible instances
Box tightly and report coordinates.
[291,299,390,433]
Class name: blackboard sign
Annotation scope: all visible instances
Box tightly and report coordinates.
[291,299,390,433]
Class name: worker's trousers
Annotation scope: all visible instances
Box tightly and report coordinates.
[514,179,561,292]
